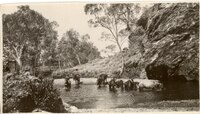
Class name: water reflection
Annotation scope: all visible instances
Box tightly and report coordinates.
[162,81,199,100]
[54,80,199,109]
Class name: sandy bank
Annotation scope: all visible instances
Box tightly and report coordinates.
[72,100,199,113]
[75,107,199,113]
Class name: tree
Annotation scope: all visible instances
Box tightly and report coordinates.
[78,36,101,63]
[57,34,77,68]
[3,5,58,74]
[57,29,101,68]
[108,4,141,31]
[40,37,58,66]
[64,29,82,65]
[84,4,141,76]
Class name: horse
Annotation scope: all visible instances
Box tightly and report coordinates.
[130,79,137,90]
[108,78,117,91]
[115,80,124,91]
[137,79,164,92]
[124,80,134,91]
[64,78,71,91]
[73,74,81,88]
[96,74,108,87]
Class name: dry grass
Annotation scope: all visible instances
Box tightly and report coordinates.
[52,50,143,79]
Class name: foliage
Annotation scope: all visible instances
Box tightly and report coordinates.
[84,4,141,51]
[131,26,145,36]
[57,29,101,68]
[3,72,65,113]
[128,26,145,53]
[101,44,116,57]
[3,5,58,74]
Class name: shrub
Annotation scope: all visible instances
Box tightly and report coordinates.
[37,70,53,78]
[3,72,66,113]
[131,26,145,36]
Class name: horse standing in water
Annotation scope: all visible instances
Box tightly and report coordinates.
[64,76,71,91]
[97,74,108,88]
[124,79,137,91]
[115,80,124,91]
[108,77,117,91]
[73,74,81,88]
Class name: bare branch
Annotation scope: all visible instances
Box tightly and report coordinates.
[19,43,25,57]
[120,38,128,46]
[106,38,117,43]
[113,15,119,38]
[7,49,17,60]
[94,13,118,40]
[98,21,117,40]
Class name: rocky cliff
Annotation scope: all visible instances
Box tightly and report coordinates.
[129,3,199,81]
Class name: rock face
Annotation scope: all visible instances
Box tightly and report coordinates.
[129,3,199,81]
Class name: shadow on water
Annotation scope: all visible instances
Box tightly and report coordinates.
[54,80,199,109]
[162,81,199,100]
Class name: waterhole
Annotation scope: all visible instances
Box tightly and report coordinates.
[54,79,199,109]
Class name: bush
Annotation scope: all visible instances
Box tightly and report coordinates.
[131,26,145,36]
[3,72,66,113]
[37,70,53,78]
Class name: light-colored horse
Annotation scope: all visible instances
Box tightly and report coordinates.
[134,79,163,91]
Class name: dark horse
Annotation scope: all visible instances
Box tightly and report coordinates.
[64,77,71,91]
[108,78,117,91]
[115,80,124,91]
[73,74,81,88]
[97,74,108,87]
[124,79,135,91]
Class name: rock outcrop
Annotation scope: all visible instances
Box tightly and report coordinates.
[3,72,68,113]
[129,3,199,81]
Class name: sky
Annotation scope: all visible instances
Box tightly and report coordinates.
[1,3,149,57]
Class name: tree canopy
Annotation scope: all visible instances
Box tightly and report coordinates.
[57,29,101,68]
[3,5,58,74]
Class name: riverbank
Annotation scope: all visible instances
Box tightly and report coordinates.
[72,99,199,113]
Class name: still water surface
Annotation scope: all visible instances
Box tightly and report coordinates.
[54,79,199,109]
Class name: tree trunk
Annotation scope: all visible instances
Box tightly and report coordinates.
[33,54,38,76]
[119,50,125,77]
[16,57,22,74]
[116,40,125,77]
[76,54,81,65]
[58,54,61,71]
[33,44,39,77]
[10,44,24,74]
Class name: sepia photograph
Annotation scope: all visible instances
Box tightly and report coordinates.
[1,0,199,113]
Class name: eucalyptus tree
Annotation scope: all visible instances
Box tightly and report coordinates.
[84,3,141,76]
[3,5,58,74]
[57,29,101,68]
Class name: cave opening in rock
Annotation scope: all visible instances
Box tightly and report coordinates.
[145,64,189,86]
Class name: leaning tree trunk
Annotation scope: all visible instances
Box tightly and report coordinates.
[16,57,22,74]
[11,44,24,74]
[116,41,125,77]
[119,51,125,77]
[33,43,40,77]
[33,54,38,76]
[58,53,61,71]
[76,54,81,65]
